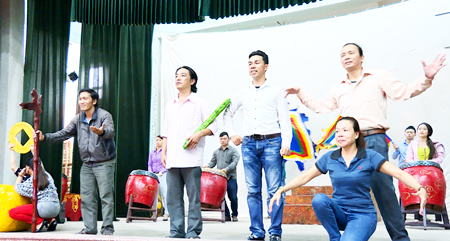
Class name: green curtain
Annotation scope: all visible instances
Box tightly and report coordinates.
[22,0,72,214]
[74,24,153,218]
[71,0,203,25]
[200,0,320,19]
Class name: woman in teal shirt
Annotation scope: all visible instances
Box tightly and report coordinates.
[269,117,427,241]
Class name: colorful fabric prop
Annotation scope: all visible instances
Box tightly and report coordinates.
[314,116,341,153]
[385,134,392,148]
[283,110,315,171]
[183,98,231,149]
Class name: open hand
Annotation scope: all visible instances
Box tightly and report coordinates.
[422,54,447,80]
[90,123,105,135]
[285,87,301,98]
[412,187,428,215]
[269,190,283,214]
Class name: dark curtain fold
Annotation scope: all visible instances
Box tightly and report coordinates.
[22,0,72,214]
[200,0,320,19]
[74,24,153,218]
[71,0,203,25]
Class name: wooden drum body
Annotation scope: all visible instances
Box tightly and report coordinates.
[399,161,446,211]
[125,170,159,208]
[200,168,227,209]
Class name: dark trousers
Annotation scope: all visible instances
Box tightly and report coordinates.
[365,134,410,241]
[166,167,202,239]
[225,177,238,218]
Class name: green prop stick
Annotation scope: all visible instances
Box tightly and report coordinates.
[183,98,231,149]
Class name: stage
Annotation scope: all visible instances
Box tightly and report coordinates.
[0,217,446,241]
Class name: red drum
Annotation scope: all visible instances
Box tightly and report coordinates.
[125,170,159,208]
[200,168,227,209]
[399,161,446,211]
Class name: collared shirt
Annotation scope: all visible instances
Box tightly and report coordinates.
[207,145,240,180]
[315,148,386,213]
[148,149,166,174]
[392,140,409,167]
[162,93,218,169]
[298,69,432,131]
[223,81,292,147]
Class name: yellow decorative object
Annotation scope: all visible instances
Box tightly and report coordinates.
[0,184,32,232]
[9,122,34,154]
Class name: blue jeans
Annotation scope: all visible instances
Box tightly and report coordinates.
[242,136,284,237]
[365,134,409,241]
[312,194,377,241]
[225,178,238,218]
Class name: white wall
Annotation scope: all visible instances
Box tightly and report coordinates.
[0,0,25,185]
[157,0,450,217]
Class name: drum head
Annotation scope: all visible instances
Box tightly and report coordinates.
[129,169,159,182]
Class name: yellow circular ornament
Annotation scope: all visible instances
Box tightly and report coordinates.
[9,122,34,154]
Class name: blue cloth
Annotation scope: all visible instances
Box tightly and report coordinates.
[225,178,238,218]
[364,133,410,241]
[312,194,377,241]
[315,148,386,213]
[392,140,409,167]
[241,136,284,238]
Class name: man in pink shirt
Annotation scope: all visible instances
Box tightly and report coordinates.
[286,43,446,241]
[161,66,218,239]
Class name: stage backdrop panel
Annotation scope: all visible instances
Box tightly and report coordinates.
[158,0,450,217]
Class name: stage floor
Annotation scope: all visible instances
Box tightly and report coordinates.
[0,216,446,241]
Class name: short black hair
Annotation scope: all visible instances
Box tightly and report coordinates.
[176,66,198,93]
[249,50,269,65]
[343,43,363,56]
[79,88,99,107]
[405,126,416,133]
[219,132,229,138]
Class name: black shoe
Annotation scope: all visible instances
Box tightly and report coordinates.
[36,220,48,232]
[270,234,281,241]
[247,233,264,240]
[225,216,231,221]
[47,220,57,231]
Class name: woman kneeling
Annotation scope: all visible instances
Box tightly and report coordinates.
[270,117,427,241]
[9,157,60,232]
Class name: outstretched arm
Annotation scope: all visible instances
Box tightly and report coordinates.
[380,161,427,215]
[269,166,322,213]
[285,87,338,114]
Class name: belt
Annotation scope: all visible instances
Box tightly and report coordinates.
[247,133,281,140]
[361,128,386,137]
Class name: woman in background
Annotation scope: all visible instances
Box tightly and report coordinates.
[148,135,169,221]
[405,122,445,164]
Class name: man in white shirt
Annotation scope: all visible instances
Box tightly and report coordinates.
[223,50,292,241]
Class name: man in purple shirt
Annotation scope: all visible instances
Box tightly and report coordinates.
[161,66,218,239]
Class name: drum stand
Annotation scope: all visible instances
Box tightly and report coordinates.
[201,200,226,223]
[126,195,158,223]
[401,199,450,230]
